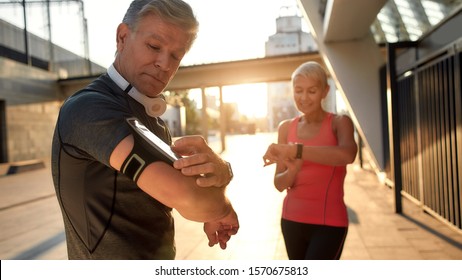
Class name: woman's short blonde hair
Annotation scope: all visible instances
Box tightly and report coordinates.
[291,61,329,89]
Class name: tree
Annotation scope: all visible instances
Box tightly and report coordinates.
[164,90,201,135]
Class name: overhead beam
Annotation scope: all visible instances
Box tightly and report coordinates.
[166,52,324,90]
[58,52,325,97]
[323,0,386,43]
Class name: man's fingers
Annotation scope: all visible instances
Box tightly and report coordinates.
[217,229,236,250]
[263,157,275,166]
[176,158,214,174]
[204,222,239,249]
[173,153,212,169]
[173,136,209,155]
[196,175,219,188]
[203,224,218,247]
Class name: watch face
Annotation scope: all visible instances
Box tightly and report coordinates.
[296,143,303,159]
[227,162,233,179]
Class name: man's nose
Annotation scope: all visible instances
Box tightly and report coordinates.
[154,53,171,71]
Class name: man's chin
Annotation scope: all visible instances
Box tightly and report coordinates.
[140,86,165,98]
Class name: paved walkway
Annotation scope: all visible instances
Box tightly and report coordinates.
[1,133,462,260]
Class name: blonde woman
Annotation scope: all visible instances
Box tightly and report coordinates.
[263,61,357,260]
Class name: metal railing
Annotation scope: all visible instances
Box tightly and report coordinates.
[388,26,462,232]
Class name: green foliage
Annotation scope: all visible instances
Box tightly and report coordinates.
[164,90,200,135]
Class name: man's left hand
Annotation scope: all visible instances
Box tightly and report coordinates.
[172,136,232,187]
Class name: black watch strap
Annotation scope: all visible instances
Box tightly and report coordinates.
[295,143,303,159]
[226,161,233,181]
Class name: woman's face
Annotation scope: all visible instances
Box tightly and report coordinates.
[293,75,329,115]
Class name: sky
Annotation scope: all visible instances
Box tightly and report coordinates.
[82,0,300,67]
[1,0,301,67]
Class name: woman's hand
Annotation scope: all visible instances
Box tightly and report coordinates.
[262,143,297,166]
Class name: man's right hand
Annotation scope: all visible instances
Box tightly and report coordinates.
[203,207,239,249]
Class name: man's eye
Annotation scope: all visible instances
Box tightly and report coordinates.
[149,44,160,51]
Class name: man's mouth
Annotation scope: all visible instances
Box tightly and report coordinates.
[145,73,167,86]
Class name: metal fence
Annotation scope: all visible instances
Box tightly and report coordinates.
[390,34,462,232]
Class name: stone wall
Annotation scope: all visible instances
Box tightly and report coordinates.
[6,101,61,162]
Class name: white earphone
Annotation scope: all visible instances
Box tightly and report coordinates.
[126,86,167,117]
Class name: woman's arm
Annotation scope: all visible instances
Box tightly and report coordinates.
[263,115,357,167]
[297,114,357,165]
[273,120,302,192]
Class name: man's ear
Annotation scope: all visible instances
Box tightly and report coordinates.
[116,23,130,52]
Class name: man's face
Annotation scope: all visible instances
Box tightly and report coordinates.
[115,16,190,97]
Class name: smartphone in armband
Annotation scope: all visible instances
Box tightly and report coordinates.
[125,117,181,166]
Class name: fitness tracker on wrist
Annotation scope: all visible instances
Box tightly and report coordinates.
[295,143,303,159]
[225,161,233,181]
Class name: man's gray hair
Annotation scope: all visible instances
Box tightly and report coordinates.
[123,0,199,51]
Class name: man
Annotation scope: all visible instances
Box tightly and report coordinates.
[51,0,239,259]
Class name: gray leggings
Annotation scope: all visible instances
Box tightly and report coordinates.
[281,218,348,260]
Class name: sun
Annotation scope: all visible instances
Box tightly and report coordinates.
[223,83,268,118]
[187,83,268,119]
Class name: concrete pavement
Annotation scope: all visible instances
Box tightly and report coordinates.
[1,132,462,260]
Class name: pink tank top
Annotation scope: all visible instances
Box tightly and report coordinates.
[282,113,348,227]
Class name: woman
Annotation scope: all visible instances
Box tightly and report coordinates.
[262,61,357,260]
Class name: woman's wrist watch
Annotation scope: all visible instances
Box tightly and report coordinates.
[226,161,234,181]
[295,143,303,159]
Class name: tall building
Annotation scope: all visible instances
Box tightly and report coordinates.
[265,5,338,131]
[265,6,317,56]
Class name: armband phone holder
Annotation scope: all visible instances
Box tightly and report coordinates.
[125,117,181,167]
